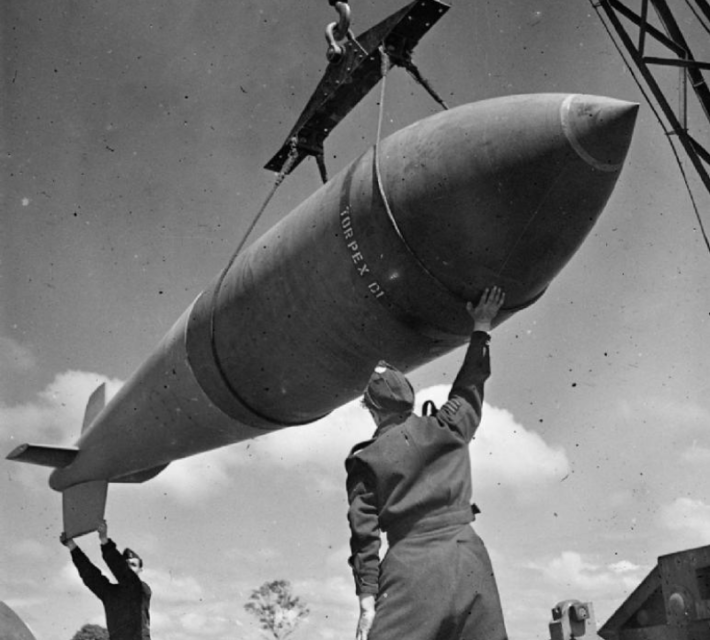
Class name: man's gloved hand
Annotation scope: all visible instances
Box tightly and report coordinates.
[356,594,376,640]
[97,519,109,545]
[59,532,77,551]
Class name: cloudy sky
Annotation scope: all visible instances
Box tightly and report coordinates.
[2,1,710,639]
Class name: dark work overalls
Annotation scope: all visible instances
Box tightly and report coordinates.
[71,539,151,640]
[346,331,507,640]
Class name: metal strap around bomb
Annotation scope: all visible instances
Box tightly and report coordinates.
[206,139,301,414]
[372,47,464,301]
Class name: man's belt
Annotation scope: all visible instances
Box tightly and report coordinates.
[385,506,474,545]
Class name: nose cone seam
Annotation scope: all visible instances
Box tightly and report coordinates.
[561,95,639,172]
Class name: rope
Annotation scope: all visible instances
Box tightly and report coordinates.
[229,137,300,266]
[591,1,710,257]
[374,47,391,151]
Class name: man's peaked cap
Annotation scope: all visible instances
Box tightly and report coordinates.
[363,360,414,413]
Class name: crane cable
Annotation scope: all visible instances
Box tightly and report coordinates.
[207,0,351,298]
[590,1,710,257]
[207,1,456,370]
[206,138,299,401]
[203,1,354,394]
[212,136,299,291]
[210,0,352,286]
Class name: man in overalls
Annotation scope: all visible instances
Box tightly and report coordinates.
[346,286,508,640]
[61,520,151,640]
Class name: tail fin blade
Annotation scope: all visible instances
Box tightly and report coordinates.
[7,384,106,468]
[6,444,78,468]
[62,480,108,539]
[82,383,106,433]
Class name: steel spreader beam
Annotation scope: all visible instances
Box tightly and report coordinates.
[264,0,450,178]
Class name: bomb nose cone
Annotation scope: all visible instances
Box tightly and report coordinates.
[561,95,639,171]
[377,93,639,324]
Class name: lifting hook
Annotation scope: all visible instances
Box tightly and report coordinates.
[325,1,352,63]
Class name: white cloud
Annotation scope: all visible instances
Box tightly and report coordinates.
[3,373,568,508]
[226,546,283,564]
[609,560,642,574]
[127,555,357,640]
[1,370,124,445]
[145,381,572,507]
[302,575,356,616]
[179,611,231,636]
[422,385,570,493]
[1,370,124,491]
[658,497,710,543]
[150,387,569,503]
[536,552,617,590]
[246,401,374,468]
[528,550,646,596]
[472,404,570,489]
[149,400,374,503]
[149,589,259,640]
[618,397,710,431]
[146,568,205,603]
[290,576,358,640]
[146,610,173,635]
[150,448,235,501]
[55,560,88,594]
